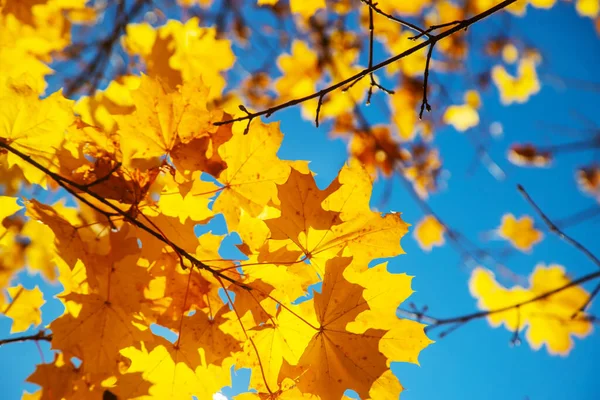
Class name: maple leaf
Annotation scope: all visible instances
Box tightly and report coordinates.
[155,308,241,370]
[492,56,541,104]
[213,120,307,231]
[1,196,27,291]
[73,75,140,133]
[0,153,25,195]
[25,199,111,275]
[157,172,217,224]
[344,262,415,331]
[145,233,236,328]
[232,300,317,393]
[497,213,543,252]
[413,215,446,251]
[443,90,481,132]
[280,257,430,400]
[0,83,74,186]
[26,200,155,375]
[122,19,235,98]
[115,75,221,166]
[121,341,232,399]
[170,118,233,178]
[26,352,151,400]
[390,84,424,141]
[275,41,320,102]
[263,160,409,274]
[470,265,593,355]
[50,265,154,376]
[265,168,341,243]
[1,284,44,333]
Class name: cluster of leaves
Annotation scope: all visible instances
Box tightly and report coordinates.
[1,0,600,399]
[0,71,437,398]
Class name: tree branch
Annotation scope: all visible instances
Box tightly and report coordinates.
[0,331,52,347]
[214,0,517,126]
[518,184,600,269]
[0,140,246,288]
[215,0,518,127]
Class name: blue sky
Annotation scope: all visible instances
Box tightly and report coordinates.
[1,2,600,400]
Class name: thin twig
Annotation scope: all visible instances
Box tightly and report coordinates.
[0,140,245,288]
[419,43,435,119]
[0,331,52,346]
[81,162,122,189]
[215,0,519,127]
[359,0,430,38]
[428,268,600,329]
[518,184,600,269]
[64,0,149,96]
[572,282,600,318]
[365,0,394,105]
[410,20,464,41]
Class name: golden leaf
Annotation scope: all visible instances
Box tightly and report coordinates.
[470,265,592,355]
[2,284,44,333]
[497,213,543,252]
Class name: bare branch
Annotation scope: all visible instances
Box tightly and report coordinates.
[215,0,519,127]
[424,269,600,333]
[359,0,431,38]
[0,140,246,288]
[419,43,435,119]
[0,331,52,347]
[518,184,600,269]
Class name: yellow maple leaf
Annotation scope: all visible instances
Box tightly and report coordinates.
[2,284,45,333]
[26,352,151,400]
[122,19,235,98]
[157,172,217,224]
[344,262,414,330]
[443,90,481,132]
[115,75,220,166]
[0,84,74,186]
[280,257,430,400]
[497,213,543,252]
[413,215,445,251]
[74,75,140,133]
[121,342,232,399]
[470,265,592,355]
[275,40,320,102]
[262,161,408,274]
[233,300,317,392]
[213,120,306,231]
[492,57,540,105]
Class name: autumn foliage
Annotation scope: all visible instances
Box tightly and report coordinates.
[1,0,599,399]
